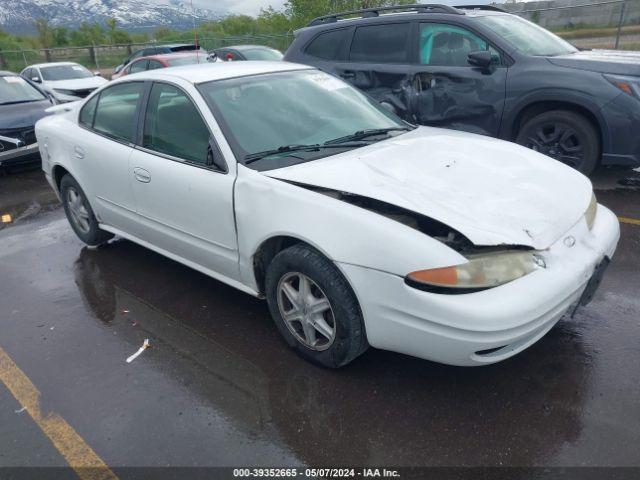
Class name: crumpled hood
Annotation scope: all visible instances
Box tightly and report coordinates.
[548,49,640,76]
[265,127,593,250]
[0,100,52,130]
[46,76,107,91]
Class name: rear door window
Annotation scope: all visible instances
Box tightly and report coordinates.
[148,60,164,70]
[349,23,411,63]
[305,28,350,61]
[130,60,149,73]
[92,82,144,143]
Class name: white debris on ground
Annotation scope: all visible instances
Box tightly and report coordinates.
[126,339,150,363]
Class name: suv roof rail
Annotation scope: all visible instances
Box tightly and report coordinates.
[308,3,463,26]
[454,5,505,12]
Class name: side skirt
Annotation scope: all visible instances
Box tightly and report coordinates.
[99,223,261,298]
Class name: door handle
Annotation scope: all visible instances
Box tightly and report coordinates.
[340,70,356,80]
[133,167,151,183]
[73,146,85,159]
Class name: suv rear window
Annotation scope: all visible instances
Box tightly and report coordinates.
[305,29,350,60]
[349,23,411,63]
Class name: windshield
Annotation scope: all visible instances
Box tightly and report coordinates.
[198,70,407,168]
[242,48,283,61]
[0,76,46,105]
[166,56,208,67]
[476,15,577,56]
[41,64,94,81]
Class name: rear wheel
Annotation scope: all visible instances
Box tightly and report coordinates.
[60,174,113,246]
[516,110,599,175]
[265,244,368,368]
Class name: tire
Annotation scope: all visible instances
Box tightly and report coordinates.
[516,110,599,175]
[60,174,113,246]
[265,244,368,368]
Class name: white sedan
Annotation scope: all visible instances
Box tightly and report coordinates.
[21,62,107,103]
[36,62,619,368]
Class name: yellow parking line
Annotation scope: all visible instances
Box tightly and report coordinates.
[0,346,118,480]
[618,216,640,226]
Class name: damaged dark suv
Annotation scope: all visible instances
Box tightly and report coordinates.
[284,4,640,174]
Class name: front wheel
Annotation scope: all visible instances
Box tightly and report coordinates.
[60,174,113,246]
[265,244,368,368]
[516,110,599,175]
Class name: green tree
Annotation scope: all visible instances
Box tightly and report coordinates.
[52,27,69,47]
[34,18,54,48]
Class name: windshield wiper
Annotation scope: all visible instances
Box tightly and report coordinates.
[324,126,413,145]
[244,142,368,164]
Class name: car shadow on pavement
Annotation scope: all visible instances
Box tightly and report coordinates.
[73,239,590,467]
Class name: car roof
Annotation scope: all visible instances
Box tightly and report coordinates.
[300,7,507,32]
[141,52,205,61]
[27,62,82,69]
[122,61,312,85]
[215,45,279,51]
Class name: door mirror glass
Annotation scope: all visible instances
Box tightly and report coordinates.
[467,50,493,69]
[31,77,41,83]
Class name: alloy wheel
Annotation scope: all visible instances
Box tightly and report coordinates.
[66,187,91,234]
[525,122,584,169]
[277,272,336,351]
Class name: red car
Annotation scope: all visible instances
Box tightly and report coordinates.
[111,52,214,79]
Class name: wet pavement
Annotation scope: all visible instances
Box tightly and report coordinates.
[1,165,639,473]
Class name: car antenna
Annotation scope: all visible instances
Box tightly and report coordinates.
[190,0,200,63]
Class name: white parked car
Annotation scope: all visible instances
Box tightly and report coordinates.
[21,62,107,103]
[36,62,619,368]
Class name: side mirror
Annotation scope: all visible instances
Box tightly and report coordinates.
[467,50,493,69]
[114,64,123,74]
[206,139,228,173]
[207,52,218,62]
[31,77,41,83]
[94,71,102,77]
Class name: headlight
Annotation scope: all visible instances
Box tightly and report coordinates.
[585,192,597,230]
[604,74,640,99]
[406,250,544,293]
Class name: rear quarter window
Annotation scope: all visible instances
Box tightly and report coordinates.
[305,28,350,60]
[79,94,99,128]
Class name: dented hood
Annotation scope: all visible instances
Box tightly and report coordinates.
[264,127,593,250]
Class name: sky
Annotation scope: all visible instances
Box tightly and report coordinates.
[180,0,287,16]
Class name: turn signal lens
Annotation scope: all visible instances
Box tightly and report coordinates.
[406,250,542,291]
[604,74,640,99]
[585,192,597,230]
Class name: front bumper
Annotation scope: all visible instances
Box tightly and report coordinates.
[339,204,620,366]
[0,143,40,166]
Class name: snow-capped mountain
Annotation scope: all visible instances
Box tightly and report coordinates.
[0,0,226,35]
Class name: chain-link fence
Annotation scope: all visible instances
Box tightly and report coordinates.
[506,0,640,50]
[1,1,639,75]
[0,33,294,75]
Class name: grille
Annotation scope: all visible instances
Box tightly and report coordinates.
[71,88,96,98]
[0,128,36,151]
